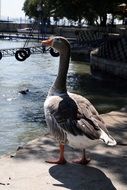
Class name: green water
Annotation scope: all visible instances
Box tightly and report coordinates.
[69,61,127,113]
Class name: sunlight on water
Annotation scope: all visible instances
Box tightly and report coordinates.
[0,40,127,155]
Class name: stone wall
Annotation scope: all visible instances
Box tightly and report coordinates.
[0,23,31,32]
[59,27,127,80]
[90,55,127,79]
[0,22,54,33]
[93,35,127,62]
[90,36,127,79]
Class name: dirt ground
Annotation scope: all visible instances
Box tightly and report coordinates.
[0,110,127,190]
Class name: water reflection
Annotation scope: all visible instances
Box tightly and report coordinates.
[0,40,127,155]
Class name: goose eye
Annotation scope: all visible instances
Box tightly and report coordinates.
[56,38,61,42]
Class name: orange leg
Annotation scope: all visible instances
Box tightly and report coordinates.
[45,144,67,164]
[72,149,90,165]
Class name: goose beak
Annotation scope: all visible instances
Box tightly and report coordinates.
[41,38,53,47]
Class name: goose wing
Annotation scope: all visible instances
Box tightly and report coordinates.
[46,93,108,141]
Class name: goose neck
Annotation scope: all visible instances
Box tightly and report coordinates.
[50,48,70,94]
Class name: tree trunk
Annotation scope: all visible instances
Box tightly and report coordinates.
[111,14,114,26]
[100,14,107,26]
[78,17,82,28]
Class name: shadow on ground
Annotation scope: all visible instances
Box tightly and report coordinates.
[49,164,116,190]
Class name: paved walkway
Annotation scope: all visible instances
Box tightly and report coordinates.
[0,110,127,190]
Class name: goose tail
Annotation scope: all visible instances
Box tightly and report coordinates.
[99,128,117,146]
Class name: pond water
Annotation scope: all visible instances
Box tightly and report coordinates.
[0,39,127,155]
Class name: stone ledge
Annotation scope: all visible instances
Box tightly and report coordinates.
[90,54,127,80]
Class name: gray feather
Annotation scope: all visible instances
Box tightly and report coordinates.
[45,92,109,141]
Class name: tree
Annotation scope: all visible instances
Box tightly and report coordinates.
[23,0,52,19]
[23,0,127,26]
[115,2,127,24]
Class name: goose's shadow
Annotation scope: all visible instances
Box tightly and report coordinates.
[49,163,116,190]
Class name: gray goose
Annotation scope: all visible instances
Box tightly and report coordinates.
[42,36,117,165]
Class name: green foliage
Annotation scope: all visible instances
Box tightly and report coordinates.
[23,0,52,19]
[23,0,127,26]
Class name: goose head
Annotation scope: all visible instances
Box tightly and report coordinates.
[42,36,70,54]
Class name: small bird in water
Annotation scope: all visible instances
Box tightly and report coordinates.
[19,89,29,95]
[42,36,117,165]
